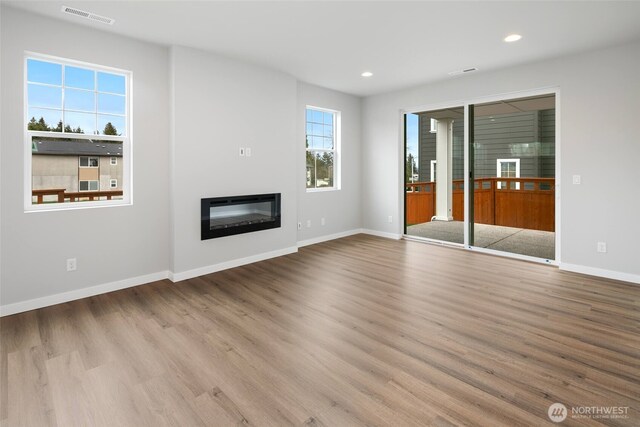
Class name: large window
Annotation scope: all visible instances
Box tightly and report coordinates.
[25,53,130,210]
[305,107,340,190]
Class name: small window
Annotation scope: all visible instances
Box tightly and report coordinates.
[305,106,340,191]
[79,156,99,168]
[430,160,437,182]
[497,158,520,189]
[430,118,437,133]
[79,180,99,191]
[110,179,117,188]
[26,53,130,210]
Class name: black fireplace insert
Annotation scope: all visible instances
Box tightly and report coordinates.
[201,193,281,240]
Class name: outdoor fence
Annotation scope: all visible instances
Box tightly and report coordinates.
[405,177,555,231]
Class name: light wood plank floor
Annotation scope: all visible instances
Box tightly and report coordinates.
[2,234,639,426]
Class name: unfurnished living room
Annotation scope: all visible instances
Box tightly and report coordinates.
[1,1,639,426]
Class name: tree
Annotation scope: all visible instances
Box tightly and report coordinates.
[103,122,118,136]
[405,153,417,183]
[28,116,51,131]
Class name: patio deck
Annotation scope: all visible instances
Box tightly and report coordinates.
[407,220,555,260]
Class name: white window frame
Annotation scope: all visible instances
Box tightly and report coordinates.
[79,180,99,192]
[497,158,520,189]
[430,160,437,182]
[110,156,117,165]
[305,105,341,192]
[110,179,117,188]
[24,52,132,212]
[79,156,99,168]
[429,118,437,133]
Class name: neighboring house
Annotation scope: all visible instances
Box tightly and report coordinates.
[417,109,555,182]
[31,138,123,193]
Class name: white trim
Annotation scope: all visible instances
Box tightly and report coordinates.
[430,160,437,182]
[305,105,341,191]
[403,234,465,248]
[297,229,362,248]
[467,245,557,265]
[496,158,520,189]
[0,271,170,317]
[560,263,640,285]
[168,246,298,283]
[361,229,402,240]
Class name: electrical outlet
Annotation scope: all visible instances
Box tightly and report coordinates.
[306,220,311,228]
[572,175,581,185]
[321,217,326,226]
[597,242,607,253]
[66,258,77,272]
[297,222,302,230]
[388,215,393,223]
[239,147,245,156]
[246,147,252,157]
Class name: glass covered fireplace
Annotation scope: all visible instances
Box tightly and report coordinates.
[201,193,281,240]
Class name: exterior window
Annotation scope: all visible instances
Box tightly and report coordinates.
[110,179,117,188]
[430,160,437,182]
[26,54,130,210]
[305,107,340,190]
[497,158,520,189]
[79,180,99,191]
[79,156,99,168]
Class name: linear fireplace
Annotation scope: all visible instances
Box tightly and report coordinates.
[201,193,281,240]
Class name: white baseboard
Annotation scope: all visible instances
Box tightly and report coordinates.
[168,246,298,283]
[361,228,402,240]
[0,271,170,317]
[297,229,363,248]
[560,263,640,285]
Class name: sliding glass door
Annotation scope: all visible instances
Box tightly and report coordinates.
[404,106,464,245]
[404,93,556,262]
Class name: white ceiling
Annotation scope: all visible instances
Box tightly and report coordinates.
[5,1,640,96]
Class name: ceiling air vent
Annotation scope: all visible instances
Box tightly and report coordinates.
[448,67,478,76]
[61,6,115,25]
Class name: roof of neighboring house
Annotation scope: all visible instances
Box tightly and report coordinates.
[32,138,123,157]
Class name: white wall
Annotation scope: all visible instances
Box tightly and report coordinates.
[170,46,298,278]
[297,82,362,244]
[0,6,171,308]
[362,40,640,280]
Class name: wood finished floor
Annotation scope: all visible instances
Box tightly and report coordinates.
[1,234,639,426]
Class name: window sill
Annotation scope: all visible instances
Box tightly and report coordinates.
[25,199,132,213]
[306,187,340,193]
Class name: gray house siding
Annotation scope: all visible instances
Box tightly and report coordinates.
[416,109,555,181]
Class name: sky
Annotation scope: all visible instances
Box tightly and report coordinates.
[27,58,126,135]
[406,113,419,164]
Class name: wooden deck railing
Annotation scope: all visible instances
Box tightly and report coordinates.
[32,189,124,204]
[406,177,555,231]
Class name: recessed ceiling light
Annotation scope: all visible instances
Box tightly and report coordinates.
[361,71,373,77]
[504,34,522,43]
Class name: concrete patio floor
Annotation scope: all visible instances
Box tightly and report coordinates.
[406,220,555,260]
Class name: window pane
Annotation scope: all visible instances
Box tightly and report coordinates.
[79,181,89,191]
[65,66,94,90]
[89,158,99,167]
[315,151,334,188]
[306,151,316,188]
[312,109,323,123]
[90,181,99,191]
[306,109,313,123]
[65,88,95,112]
[312,123,323,136]
[97,72,125,94]
[65,111,96,134]
[323,136,334,150]
[97,115,125,136]
[323,124,333,138]
[28,84,62,109]
[97,93,125,115]
[27,59,62,85]
[309,136,323,149]
[323,112,333,125]
[80,157,88,167]
[305,123,313,137]
[27,108,62,132]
